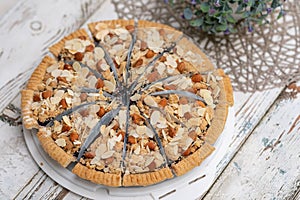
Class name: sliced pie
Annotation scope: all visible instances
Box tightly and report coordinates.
[21,19,233,187]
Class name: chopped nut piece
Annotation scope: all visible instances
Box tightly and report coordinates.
[42,90,53,99]
[128,136,137,144]
[70,131,79,142]
[84,152,95,159]
[145,50,155,58]
[140,41,147,51]
[145,141,156,150]
[59,99,68,109]
[97,107,106,117]
[95,78,104,89]
[63,63,73,71]
[177,62,185,73]
[62,124,71,132]
[182,147,191,156]
[33,93,41,102]
[55,138,66,147]
[191,74,203,82]
[117,130,125,141]
[196,100,206,108]
[188,130,197,141]
[159,98,168,107]
[74,52,84,61]
[168,126,176,138]
[85,44,94,52]
[132,113,144,125]
[125,24,135,33]
[133,58,143,68]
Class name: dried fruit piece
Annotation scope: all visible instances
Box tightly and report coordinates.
[80,93,88,102]
[97,107,106,118]
[140,41,147,51]
[191,74,203,82]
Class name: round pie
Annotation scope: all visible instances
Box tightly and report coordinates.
[21,20,234,187]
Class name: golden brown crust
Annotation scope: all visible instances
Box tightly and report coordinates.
[171,143,215,176]
[37,130,75,167]
[122,167,173,186]
[21,89,38,129]
[27,56,56,90]
[216,69,234,106]
[49,29,90,57]
[205,69,233,144]
[72,163,122,187]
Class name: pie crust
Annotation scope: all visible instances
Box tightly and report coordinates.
[21,19,233,187]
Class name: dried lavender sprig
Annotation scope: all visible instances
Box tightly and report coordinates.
[150,90,206,104]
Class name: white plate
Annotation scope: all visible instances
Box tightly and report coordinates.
[23,107,234,200]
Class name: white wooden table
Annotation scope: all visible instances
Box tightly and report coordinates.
[0,1,299,199]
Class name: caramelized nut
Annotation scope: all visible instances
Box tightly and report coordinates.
[159,56,166,62]
[57,76,67,83]
[84,152,95,159]
[168,127,176,138]
[62,124,71,132]
[146,71,159,82]
[85,44,94,52]
[182,147,191,156]
[164,85,176,90]
[95,78,104,89]
[97,107,106,117]
[63,63,73,71]
[117,130,125,141]
[59,99,68,109]
[177,62,185,73]
[74,52,84,61]
[128,136,136,144]
[125,24,135,33]
[146,141,156,150]
[33,93,41,102]
[191,74,203,82]
[196,100,206,108]
[70,131,79,142]
[145,50,155,58]
[133,58,143,68]
[159,98,168,108]
[42,90,53,99]
[132,113,143,125]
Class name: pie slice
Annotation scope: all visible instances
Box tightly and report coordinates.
[21,19,233,187]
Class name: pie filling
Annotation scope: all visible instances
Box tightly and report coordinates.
[22,20,233,187]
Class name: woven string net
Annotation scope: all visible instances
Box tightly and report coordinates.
[111,0,300,92]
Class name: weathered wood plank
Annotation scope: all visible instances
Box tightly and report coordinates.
[0,0,106,113]
[203,83,300,199]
